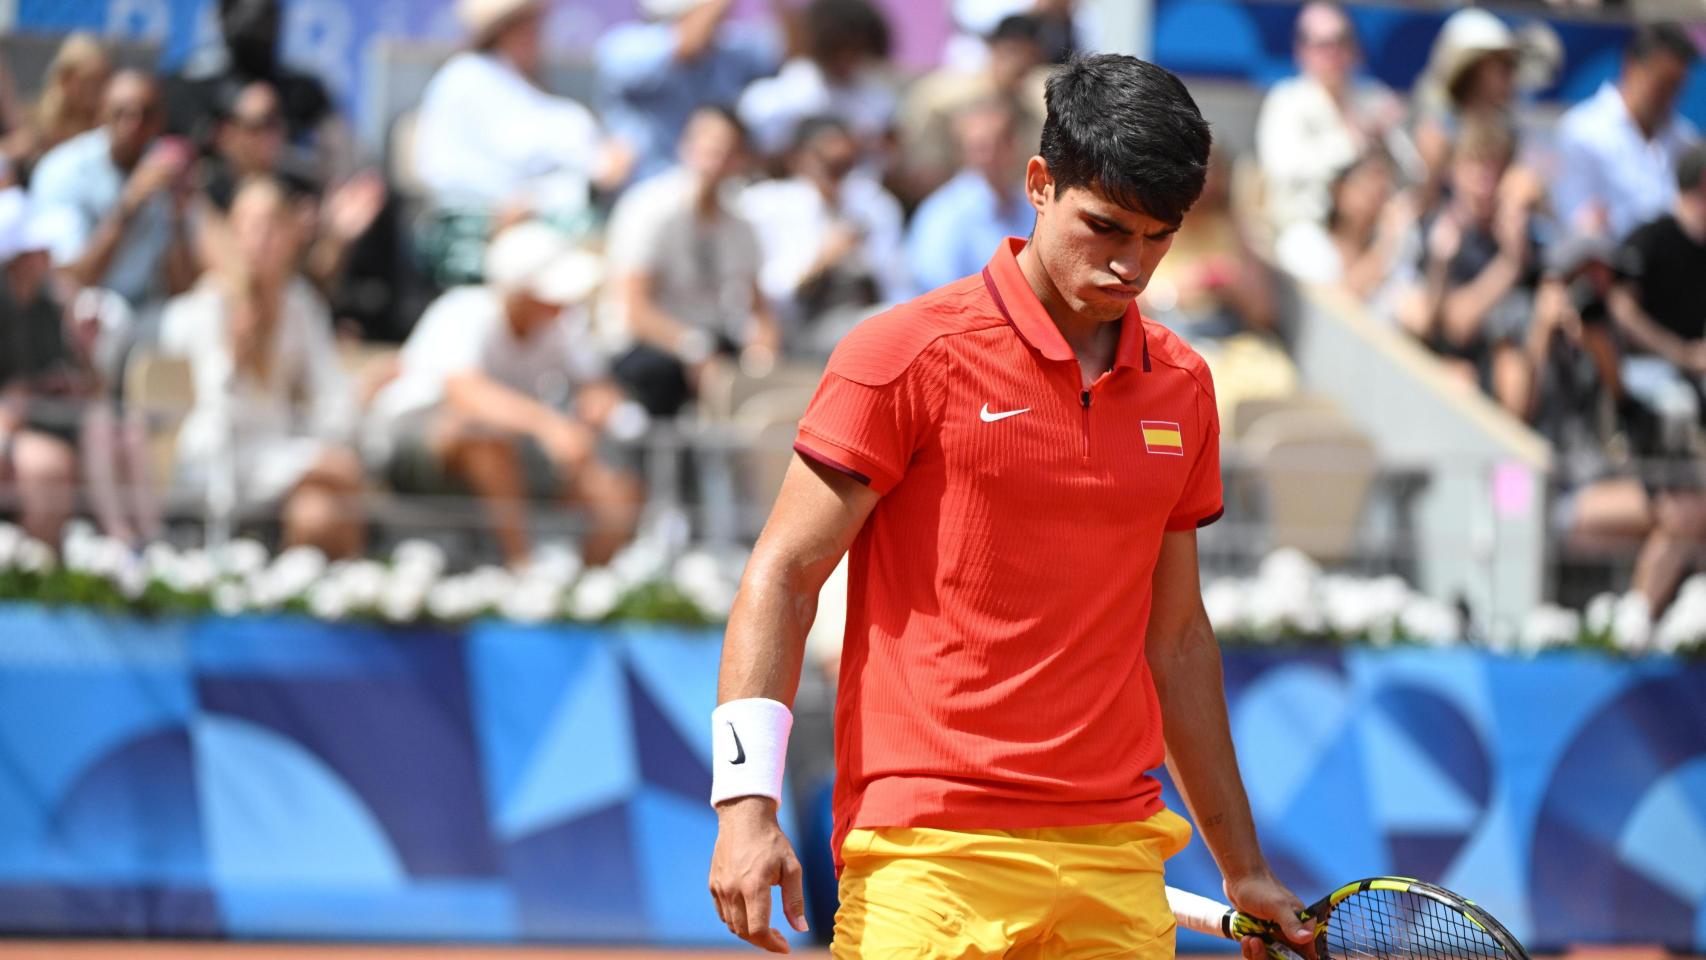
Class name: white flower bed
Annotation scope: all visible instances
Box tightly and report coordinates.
[1,527,1701,655]
[0,521,741,628]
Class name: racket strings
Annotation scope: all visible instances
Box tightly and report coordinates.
[1325,890,1507,960]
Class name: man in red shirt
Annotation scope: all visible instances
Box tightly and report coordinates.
[708,54,1314,958]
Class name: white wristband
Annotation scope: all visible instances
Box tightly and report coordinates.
[710,698,793,806]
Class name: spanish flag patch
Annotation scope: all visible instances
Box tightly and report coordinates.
[1141,420,1184,455]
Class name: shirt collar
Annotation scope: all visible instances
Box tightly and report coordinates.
[981,237,1149,372]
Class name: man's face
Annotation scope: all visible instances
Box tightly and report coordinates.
[1295,4,1357,93]
[1625,51,1691,132]
[506,290,562,337]
[802,127,859,183]
[1026,159,1180,323]
[680,110,745,184]
[103,73,162,169]
[958,107,1017,183]
[1450,151,1508,224]
[220,83,285,174]
[498,7,546,77]
[988,36,1043,93]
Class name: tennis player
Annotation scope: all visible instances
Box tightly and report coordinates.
[708,54,1316,959]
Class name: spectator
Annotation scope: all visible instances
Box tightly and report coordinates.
[905,98,1036,295]
[1400,116,1541,415]
[30,70,199,312]
[1411,8,1540,214]
[1524,237,1706,621]
[413,0,634,284]
[1142,148,1278,339]
[1255,1,1410,233]
[896,14,1046,205]
[159,176,366,559]
[0,191,79,546]
[943,0,1083,70]
[365,223,641,566]
[31,34,113,169]
[164,0,347,179]
[737,0,898,160]
[740,116,907,354]
[1275,147,1419,315]
[66,287,162,548]
[606,107,778,417]
[1553,22,1699,240]
[202,80,387,314]
[0,51,27,184]
[596,0,782,184]
[1606,143,1706,430]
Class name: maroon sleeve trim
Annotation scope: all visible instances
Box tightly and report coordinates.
[794,441,873,487]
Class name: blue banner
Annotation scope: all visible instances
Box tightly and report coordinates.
[0,604,1700,949]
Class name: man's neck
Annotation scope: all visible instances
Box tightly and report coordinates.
[1618,83,1659,140]
[1015,241,1121,380]
[1676,197,1706,242]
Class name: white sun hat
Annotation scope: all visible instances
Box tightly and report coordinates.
[456,0,544,44]
[484,221,604,306]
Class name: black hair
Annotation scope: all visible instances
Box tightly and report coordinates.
[990,14,1043,46]
[804,0,891,64]
[1325,146,1393,231]
[1678,142,1706,192]
[1038,54,1212,225]
[790,114,852,155]
[688,103,750,149]
[1626,22,1698,65]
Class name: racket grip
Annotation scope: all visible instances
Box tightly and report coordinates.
[1165,886,1238,939]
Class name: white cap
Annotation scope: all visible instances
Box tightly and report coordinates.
[456,0,543,43]
[484,222,604,306]
[0,188,52,262]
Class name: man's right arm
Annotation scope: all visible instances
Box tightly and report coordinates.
[709,453,878,954]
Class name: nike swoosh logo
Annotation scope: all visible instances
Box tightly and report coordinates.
[727,722,746,765]
[980,404,1031,422]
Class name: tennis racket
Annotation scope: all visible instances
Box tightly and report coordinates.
[1166,877,1529,960]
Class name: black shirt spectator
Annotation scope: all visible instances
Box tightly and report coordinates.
[1620,213,1706,345]
[164,0,335,156]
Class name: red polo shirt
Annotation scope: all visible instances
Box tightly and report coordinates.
[794,238,1223,868]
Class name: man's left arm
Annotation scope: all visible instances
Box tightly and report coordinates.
[1147,529,1315,959]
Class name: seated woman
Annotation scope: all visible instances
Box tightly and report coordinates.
[159,175,366,557]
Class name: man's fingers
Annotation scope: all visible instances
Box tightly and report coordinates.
[723,889,747,941]
[742,883,775,941]
[1241,935,1269,960]
[781,857,810,933]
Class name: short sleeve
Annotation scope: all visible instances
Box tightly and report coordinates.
[794,336,940,495]
[596,24,677,95]
[1166,379,1224,530]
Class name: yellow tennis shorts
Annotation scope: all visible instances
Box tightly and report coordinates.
[831,807,1194,959]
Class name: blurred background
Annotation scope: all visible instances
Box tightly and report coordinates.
[0,0,1703,955]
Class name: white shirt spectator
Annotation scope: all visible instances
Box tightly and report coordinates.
[158,276,353,505]
[737,59,898,157]
[30,129,175,308]
[605,168,763,348]
[413,50,603,211]
[1274,219,1418,319]
[368,285,604,443]
[1255,74,1403,231]
[1552,81,1700,240]
[739,172,907,321]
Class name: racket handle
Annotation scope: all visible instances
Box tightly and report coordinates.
[1165,886,1239,939]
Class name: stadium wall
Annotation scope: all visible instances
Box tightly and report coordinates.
[0,605,1700,950]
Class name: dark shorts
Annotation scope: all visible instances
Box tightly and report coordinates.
[380,415,563,501]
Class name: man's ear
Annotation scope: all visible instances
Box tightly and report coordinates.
[1025,155,1052,213]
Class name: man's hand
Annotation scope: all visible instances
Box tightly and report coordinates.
[1226,870,1315,960]
[538,418,596,473]
[709,797,808,953]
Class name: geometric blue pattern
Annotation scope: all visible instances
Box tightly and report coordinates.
[0,604,1700,950]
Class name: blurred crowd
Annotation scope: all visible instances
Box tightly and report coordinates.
[0,0,1702,614]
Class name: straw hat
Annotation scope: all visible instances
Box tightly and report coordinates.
[1419,8,1560,109]
[456,0,543,45]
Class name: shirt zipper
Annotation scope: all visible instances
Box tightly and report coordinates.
[1080,389,1092,460]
